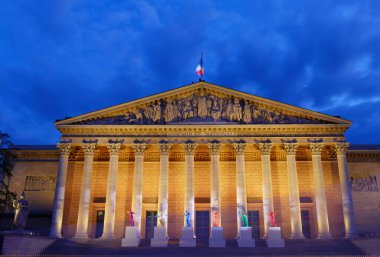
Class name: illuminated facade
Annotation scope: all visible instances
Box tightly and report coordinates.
[9,82,380,240]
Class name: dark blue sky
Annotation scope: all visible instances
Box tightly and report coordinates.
[1,0,380,145]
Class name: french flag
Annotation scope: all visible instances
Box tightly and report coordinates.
[195,55,204,77]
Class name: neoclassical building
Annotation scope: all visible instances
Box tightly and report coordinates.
[8,81,380,241]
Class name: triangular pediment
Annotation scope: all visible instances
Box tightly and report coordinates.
[55,81,350,126]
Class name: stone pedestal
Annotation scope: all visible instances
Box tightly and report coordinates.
[266,227,285,247]
[121,227,140,247]
[209,227,226,247]
[150,227,168,247]
[237,227,255,247]
[179,227,196,247]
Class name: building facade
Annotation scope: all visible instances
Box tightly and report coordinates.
[8,82,380,240]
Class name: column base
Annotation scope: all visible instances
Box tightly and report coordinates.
[290,232,305,239]
[266,227,285,247]
[48,232,63,239]
[151,227,168,247]
[237,227,255,247]
[73,233,89,239]
[317,233,333,239]
[209,227,226,247]
[121,226,140,247]
[179,227,196,247]
[100,233,115,239]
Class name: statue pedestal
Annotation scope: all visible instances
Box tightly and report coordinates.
[266,227,285,247]
[150,226,168,247]
[209,227,226,247]
[237,227,255,247]
[179,227,196,247]
[121,227,140,247]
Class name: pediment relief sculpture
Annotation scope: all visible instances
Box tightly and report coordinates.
[73,89,327,125]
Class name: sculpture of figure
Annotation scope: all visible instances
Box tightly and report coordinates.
[230,98,242,121]
[144,104,154,123]
[269,210,276,227]
[156,211,167,227]
[12,192,29,229]
[164,100,175,123]
[213,210,219,227]
[173,99,181,121]
[211,100,221,121]
[220,98,228,120]
[129,210,135,226]
[242,100,252,123]
[185,210,191,227]
[226,98,234,121]
[241,210,248,227]
[153,102,162,123]
[197,91,208,118]
[183,101,194,120]
[206,98,212,117]
[135,108,144,124]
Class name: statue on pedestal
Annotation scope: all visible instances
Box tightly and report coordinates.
[185,210,191,227]
[241,210,248,227]
[12,192,29,230]
[156,211,167,227]
[128,210,135,226]
[269,210,276,227]
[212,210,219,227]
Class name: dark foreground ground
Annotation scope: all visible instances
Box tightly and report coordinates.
[3,236,377,256]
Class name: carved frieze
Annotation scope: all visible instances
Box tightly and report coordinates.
[24,176,56,191]
[350,176,378,192]
[73,89,327,126]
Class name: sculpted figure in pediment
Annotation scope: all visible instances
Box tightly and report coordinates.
[153,102,162,123]
[230,98,242,121]
[183,101,194,120]
[226,98,234,121]
[242,100,252,123]
[164,99,176,122]
[144,104,154,124]
[211,100,221,121]
[197,91,208,118]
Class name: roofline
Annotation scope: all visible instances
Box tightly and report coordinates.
[55,81,351,126]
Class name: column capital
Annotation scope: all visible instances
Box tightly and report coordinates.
[57,142,71,155]
[107,140,122,155]
[158,142,172,156]
[82,140,97,155]
[308,141,324,155]
[208,140,222,155]
[132,142,146,156]
[183,141,197,156]
[258,142,273,155]
[283,142,298,155]
[335,141,349,155]
[233,141,247,155]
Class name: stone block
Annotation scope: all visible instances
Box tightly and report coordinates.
[150,226,168,247]
[121,226,140,247]
[179,227,196,247]
[209,227,226,247]
[237,227,255,247]
[266,227,285,247]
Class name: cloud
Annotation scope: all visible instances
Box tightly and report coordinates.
[0,0,380,144]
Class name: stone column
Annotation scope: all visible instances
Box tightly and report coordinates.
[74,140,97,238]
[49,142,71,238]
[101,141,122,239]
[183,141,197,230]
[284,141,304,239]
[208,141,222,226]
[258,142,274,237]
[233,142,247,234]
[309,141,332,239]
[131,142,146,236]
[157,142,172,234]
[335,142,357,238]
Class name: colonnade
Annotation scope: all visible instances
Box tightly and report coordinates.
[49,139,357,239]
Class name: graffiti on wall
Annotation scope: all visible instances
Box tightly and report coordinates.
[350,176,378,192]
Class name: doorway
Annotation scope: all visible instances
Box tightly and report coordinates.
[301,210,311,239]
[145,211,157,239]
[95,210,105,238]
[248,210,260,239]
[195,211,210,239]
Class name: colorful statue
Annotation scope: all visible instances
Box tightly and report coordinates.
[185,210,191,227]
[12,192,29,229]
[212,210,219,227]
[269,210,276,227]
[129,210,135,226]
[241,210,248,227]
